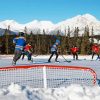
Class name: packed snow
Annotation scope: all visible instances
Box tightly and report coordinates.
[0,55,100,100]
[0,83,100,100]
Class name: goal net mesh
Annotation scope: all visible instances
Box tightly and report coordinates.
[0,65,97,88]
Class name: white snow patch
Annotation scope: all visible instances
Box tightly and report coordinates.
[0,83,100,100]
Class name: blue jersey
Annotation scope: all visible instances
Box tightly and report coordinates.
[56,39,60,45]
[51,44,58,52]
[13,37,26,50]
[53,35,61,45]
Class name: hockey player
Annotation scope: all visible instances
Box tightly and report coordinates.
[48,40,60,62]
[0,43,2,54]
[70,46,79,60]
[12,32,26,65]
[22,43,33,62]
[91,44,100,60]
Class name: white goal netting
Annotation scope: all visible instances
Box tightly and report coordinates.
[0,65,97,88]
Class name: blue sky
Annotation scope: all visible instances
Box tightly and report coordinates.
[0,0,99,23]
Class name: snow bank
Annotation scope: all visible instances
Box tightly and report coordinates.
[0,83,100,100]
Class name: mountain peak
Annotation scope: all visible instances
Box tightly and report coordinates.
[1,20,18,24]
[81,14,97,21]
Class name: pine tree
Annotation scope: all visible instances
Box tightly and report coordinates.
[61,28,67,54]
[41,29,46,54]
[29,31,34,53]
[24,26,28,38]
[67,26,70,38]
[35,30,41,54]
[81,26,90,54]
[66,26,71,54]
[75,27,80,47]
[73,27,81,53]
[4,25,10,54]
[73,27,78,46]
[90,26,94,44]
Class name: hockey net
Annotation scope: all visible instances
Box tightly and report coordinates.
[0,65,97,88]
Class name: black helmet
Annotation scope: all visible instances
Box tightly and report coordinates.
[20,32,24,36]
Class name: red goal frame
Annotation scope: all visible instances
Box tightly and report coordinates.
[0,65,97,88]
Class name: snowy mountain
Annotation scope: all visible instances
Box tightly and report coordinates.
[25,20,55,33]
[0,14,100,35]
[55,14,100,36]
[0,20,24,32]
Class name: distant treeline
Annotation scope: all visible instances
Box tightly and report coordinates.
[0,26,100,55]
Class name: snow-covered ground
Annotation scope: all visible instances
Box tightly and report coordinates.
[0,55,100,100]
[0,83,100,100]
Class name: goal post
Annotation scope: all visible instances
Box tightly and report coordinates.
[0,65,97,88]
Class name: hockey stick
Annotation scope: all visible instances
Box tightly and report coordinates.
[61,55,71,63]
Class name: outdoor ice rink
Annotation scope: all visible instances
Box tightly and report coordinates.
[0,55,100,81]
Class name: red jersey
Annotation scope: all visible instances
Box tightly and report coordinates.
[92,45,99,53]
[71,47,79,53]
[24,44,32,52]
